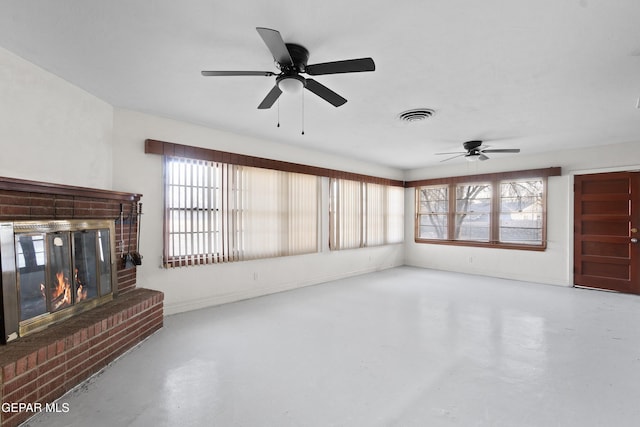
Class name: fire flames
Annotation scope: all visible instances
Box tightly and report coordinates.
[41,268,89,312]
[52,271,72,310]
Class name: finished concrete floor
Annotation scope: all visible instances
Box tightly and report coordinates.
[23,267,640,426]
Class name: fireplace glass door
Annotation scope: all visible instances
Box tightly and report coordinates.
[16,234,47,321]
[10,220,116,336]
[98,229,113,295]
[49,233,73,312]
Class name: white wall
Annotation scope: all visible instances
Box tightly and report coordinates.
[112,109,405,314]
[404,141,640,286]
[0,46,113,189]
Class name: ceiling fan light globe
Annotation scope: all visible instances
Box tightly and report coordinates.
[465,154,479,162]
[278,76,304,93]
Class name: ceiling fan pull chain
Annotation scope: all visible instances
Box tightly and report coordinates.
[277,99,280,128]
[301,89,305,135]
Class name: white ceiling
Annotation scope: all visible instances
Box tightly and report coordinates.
[1,0,640,170]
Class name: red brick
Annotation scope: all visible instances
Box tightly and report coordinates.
[15,357,28,376]
[4,370,38,398]
[74,200,93,210]
[56,339,65,354]
[39,383,67,404]
[54,197,74,208]
[0,206,30,216]
[73,208,93,217]
[0,194,31,206]
[3,362,16,382]
[38,359,65,387]
[27,351,38,370]
[30,206,56,217]
[37,347,48,364]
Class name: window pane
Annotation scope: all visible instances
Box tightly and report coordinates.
[417,185,449,240]
[73,231,98,302]
[500,180,543,244]
[418,214,448,239]
[455,214,490,241]
[97,229,112,295]
[418,186,448,214]
[455,184,491,241]
[48,233,72,312]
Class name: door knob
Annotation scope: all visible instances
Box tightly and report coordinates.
[632,238,639,244]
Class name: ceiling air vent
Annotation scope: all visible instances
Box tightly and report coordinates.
[398,108,435,122]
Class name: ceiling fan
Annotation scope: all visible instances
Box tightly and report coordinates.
[201,27,375,109]
[436,140,521,162]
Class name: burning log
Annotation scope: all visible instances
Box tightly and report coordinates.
[52,271,72,310]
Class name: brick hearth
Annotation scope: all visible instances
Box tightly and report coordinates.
[0,288,163,427]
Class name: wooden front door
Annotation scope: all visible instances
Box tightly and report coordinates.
[574,172,640,294]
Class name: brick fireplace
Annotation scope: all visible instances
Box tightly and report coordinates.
[0,177,164,427]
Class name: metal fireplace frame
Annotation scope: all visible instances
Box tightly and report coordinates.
[0,219,117,343]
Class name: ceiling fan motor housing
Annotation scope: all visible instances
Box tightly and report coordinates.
[463,140,483,151]
[283,43,309,72]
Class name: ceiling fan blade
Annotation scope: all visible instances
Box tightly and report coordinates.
[435,151,466,155]
[257,85,283,109]
[201,70,276,77]
[481,148,521,153]
[305,58,375,75]
[305,79,347,107]
[439,153,467,162]
[478,154,490,161]
[256,27,293,66]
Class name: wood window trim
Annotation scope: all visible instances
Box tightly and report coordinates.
[413,168,561,251]
[145,139,404,187]
[405,167,561,187]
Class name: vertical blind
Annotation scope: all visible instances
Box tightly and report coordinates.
[386,185,405,244]
[330,178,404,250]
[241,166,318,259]
[164,156,318,267]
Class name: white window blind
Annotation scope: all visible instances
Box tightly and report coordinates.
[330,179,404,250]
[164,157,319,267]
[330,178,363,250]
[386,186,405,244]
[241,166,318,259]
[366,183,385,246]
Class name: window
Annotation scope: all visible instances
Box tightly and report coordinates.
[499,179,544,244]
[330,179,404,250]
[416,185,448,240]
[164,156,319,267]
[455,183,491,241]
[414,168,559,250]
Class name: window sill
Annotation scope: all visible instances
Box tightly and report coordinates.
[414,238,546,251]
